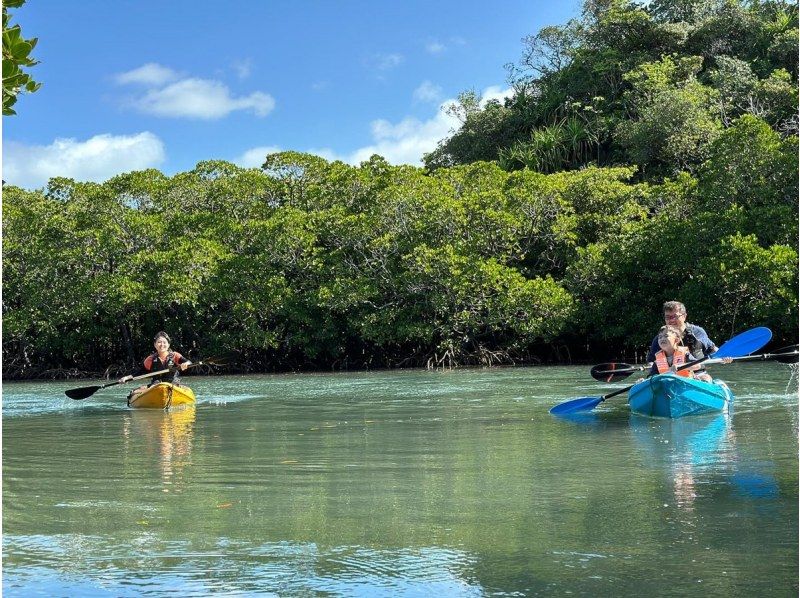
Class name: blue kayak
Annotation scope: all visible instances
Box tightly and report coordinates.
[628,374,733,418]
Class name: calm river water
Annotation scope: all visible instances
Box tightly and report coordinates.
[3,364,798,596]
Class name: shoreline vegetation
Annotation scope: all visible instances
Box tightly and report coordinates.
[1,355,647,383]
[3,1,798,381]
[1,356,605,383]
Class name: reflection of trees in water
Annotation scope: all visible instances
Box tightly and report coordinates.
[122,407,196,490]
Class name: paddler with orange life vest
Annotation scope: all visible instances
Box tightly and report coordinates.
[117,331,192,393]
[646,301,719,380]
[648,325,731,381]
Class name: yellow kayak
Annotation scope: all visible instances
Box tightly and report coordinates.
[127,382,196,409]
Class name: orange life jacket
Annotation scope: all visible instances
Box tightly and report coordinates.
[144,351,183,371]
[655,347,692,377]
[143,351,184,385]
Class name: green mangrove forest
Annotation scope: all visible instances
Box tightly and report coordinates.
[2,0,798,378]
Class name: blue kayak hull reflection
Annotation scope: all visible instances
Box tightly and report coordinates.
[628,373,733,418]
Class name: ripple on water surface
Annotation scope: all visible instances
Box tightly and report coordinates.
[3,535,486,596]
[2,364,797,596]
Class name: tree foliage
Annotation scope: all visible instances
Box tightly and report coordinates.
[2,0,41,115]
[426,0,798,178]
[3,138,796,376]
[3,0,797,377]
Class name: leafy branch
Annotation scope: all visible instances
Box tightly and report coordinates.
[3,0,41,116]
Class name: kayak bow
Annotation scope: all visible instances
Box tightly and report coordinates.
[127,382,196,409]
[628,374,733,418]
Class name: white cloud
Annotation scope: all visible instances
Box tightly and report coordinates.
[116,63,275,120]
[236,85,514,169]
[425,37,466,54]
[115,63,179,86]
[3,132,166,189]
[425,40,446,54]
[130,78,275,119]
[311,80,329,92]
[374,53,404,70]
[480,85,513,106]
[341,86,513,166]
[346,111,455,164]
[297,104,458,166]
[234,145,283,168]
[232,58,253,80]
[413,80,443,104]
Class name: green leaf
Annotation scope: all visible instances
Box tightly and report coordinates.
[2,58,17,77]
[10,40,32,60]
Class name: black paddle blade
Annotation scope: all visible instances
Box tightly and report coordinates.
[590,362,636,382]
[65,385,103,400]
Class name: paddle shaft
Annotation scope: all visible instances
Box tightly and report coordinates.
[601,355,711,401]
[116,360,215,387]
[65,360,218,400]
[116,367,172,387]
[706,349,799,364]
[114,358,222,386]
[594,347,799,376]
[597,345,794,403]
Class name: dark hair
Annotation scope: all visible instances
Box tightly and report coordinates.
[657,325,682,341]
[153,331,171,343]
[662,300,686,315]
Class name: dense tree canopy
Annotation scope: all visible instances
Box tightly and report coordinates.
[425,0,798,179]
[4,120,796,377]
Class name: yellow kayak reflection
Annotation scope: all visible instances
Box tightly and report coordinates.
[122,407,196,488]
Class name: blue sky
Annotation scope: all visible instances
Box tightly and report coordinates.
[2,0,580,189]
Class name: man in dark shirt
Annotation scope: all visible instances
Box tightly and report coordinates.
[646,301,718,364]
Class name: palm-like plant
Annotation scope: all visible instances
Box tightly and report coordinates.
[500,116,600,173]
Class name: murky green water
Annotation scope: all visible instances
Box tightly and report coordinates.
[3,364,798,596]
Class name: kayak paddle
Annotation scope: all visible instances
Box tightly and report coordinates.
[65,368,171,400]
[590,362,650,382]
[64,357,227,400]
[590,343,798,382]
[550,326,772,415]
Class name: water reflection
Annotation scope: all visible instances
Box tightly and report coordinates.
[549,408,630,429]
[630,413,732,465]
[3,365,796,596]
[121,407,196,490]
[629,410,784,515]
[630,413,732,507]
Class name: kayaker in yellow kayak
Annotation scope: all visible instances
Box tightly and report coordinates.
[118,331,192,393]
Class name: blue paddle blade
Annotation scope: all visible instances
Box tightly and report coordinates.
[712,326,772,359]
[549,396,604,415]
